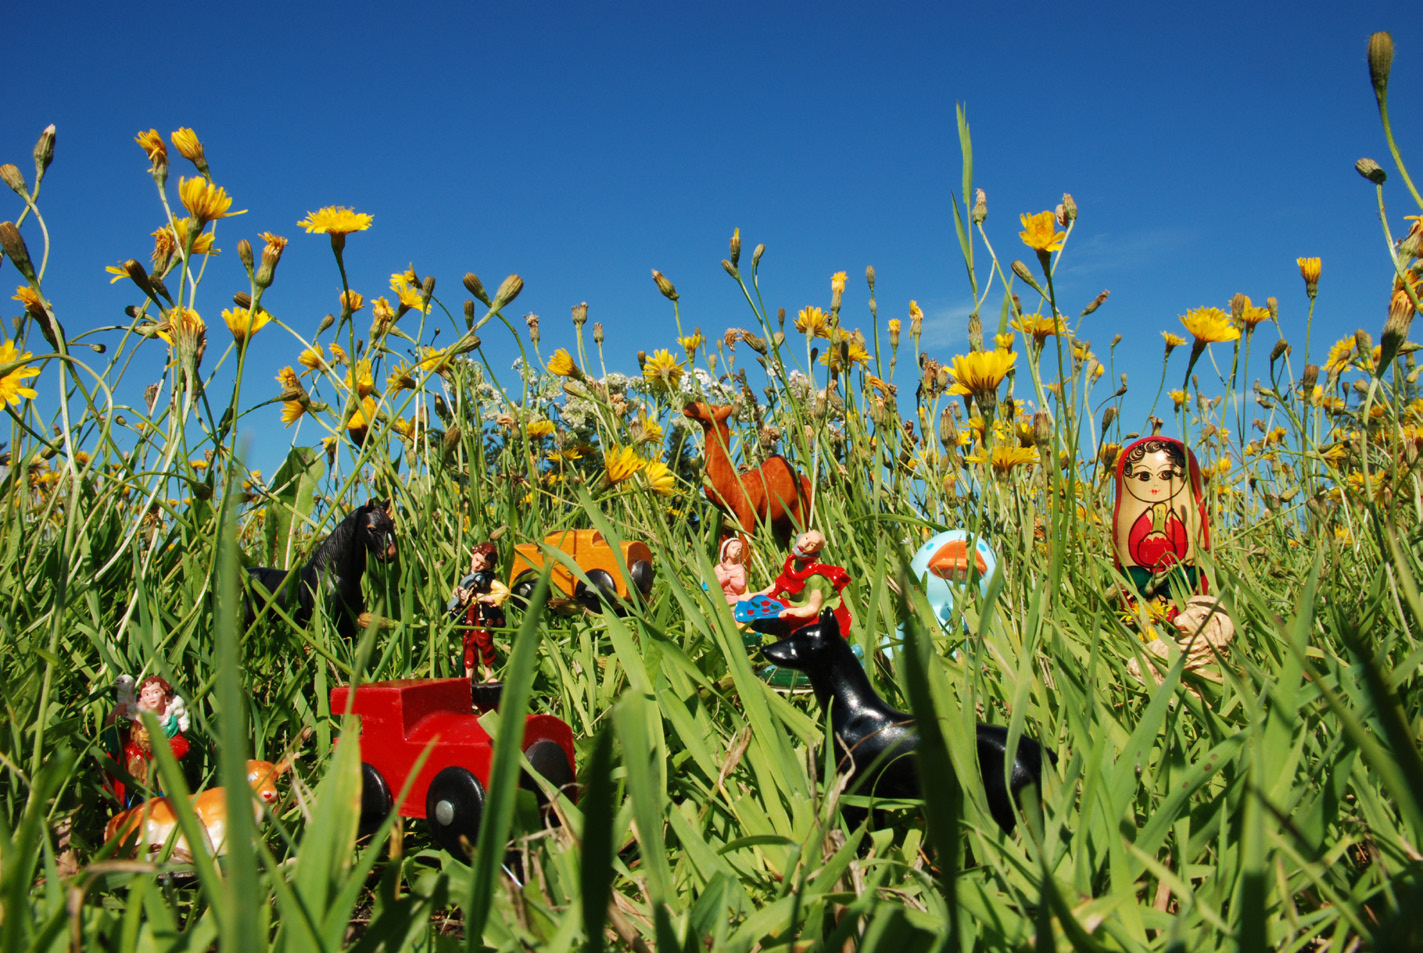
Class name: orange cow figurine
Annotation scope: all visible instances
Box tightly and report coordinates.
[104,758,290,861]
[683,402,812,545]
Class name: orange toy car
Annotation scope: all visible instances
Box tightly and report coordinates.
[509,530,653,610]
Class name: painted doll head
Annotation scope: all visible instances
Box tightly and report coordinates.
[469,542,497,573]
[1112,436,1210,605]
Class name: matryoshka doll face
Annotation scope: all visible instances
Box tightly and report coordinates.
[1124,448,1186,506]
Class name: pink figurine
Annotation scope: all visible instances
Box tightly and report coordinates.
[714,537,748,605]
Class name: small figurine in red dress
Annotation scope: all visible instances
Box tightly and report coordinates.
[103,674,192,808]
[1112,436,1210,619]
[449,542,511,682]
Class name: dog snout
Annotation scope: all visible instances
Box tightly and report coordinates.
[761,638,797,666]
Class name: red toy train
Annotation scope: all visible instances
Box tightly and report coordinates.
[330,678,575,855]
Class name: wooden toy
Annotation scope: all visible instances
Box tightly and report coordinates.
[330,678,575,857]
[683,402,812,545]
[761,608,1055,833]
[102,674,192,808]
[508,529,653,611]
[449,542,511,681]
[245,498,397,639]
[104,759,290,861]
[1112,437,1210,619]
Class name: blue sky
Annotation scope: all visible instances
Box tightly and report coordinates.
[6,1,1421,475]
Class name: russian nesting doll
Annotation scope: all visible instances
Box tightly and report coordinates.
[1112,436,1210,619]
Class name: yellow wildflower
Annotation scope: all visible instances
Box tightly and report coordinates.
[417,346,451,376]
[831,271,847,295]
[135,130,167,167]
[347,396,379,433]
[1298,257,1321,296]
[1019,211,1067,253]
[392,417,415,440]
[1011,313,1068,345]
[640,459,675,495]
[297,206,373,235]
[888,318,902,335]
[1180,307,1240,345]
[170,128,204,166]
[386,363,416,392]
[390,270,429,313]
[0,340,39,406]
[993,333,1015,352]
[341,290,365,313]
[329,343,349,367]
[909,301,924,323]
[642,349,684,389]
[280,400,306,426]
[298,343,326,372]
[222,306,272,344]
[678,330,705,354]
[370,296,395,333]
[12,286,42,312]
[190,458,209,471]
[603,445,645,485]
[275,366,301,391]
[1323,337,1354,373]
[1239,305,1271,331]
[795,305,832,339]
[106,264,128,284]
[155,308,204,347]
[820,330,872,371]
[547,348,580,378]
[152,218,218,264]
[1169,389,1187,410]
[635,414,665,444]
[346,359,376,397]
[965,443,1039,476]
[178,177,245,225]
[945,349,1017,400]
[526,419,556,438]
[1162,331,1187,352]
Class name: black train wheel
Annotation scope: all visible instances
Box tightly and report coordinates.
[520,739,575,809]
[358,762,393,839]
[425,766,486,858]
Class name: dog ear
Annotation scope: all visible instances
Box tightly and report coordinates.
[819,606,839,637]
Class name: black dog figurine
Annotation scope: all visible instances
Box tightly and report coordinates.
[245,499,397,639]
[760,607,1054,833]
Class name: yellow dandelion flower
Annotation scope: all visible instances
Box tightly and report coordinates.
[222,306,272,344]
[346,359,377,397]
[526,419,556,438]
[190,458,209,471]
[298,343,326,372]
[945,349,1017,400]
[795,305,832,339]
[370,296,395,332]
[297,206,373,235]
[889,318,902,334]
[603,445,645,485]
[1162,331,1187,350]
[417,346,451,376]
[341,290,365,313]
[1011,312,1069,345]
[12,286,42,310]
[909,301,924,322]
[641,459,675,495]
[170,128,203,164]
[155,308,204,346]
[1298,257,1321,294]
[280,400,306,426]
[547,348,580,377]
[390,270,429,313]
[1323,337,1354,373]
[831,271,847,295]
[135,129,167,166]
[678,330,705,354]
[965,443,1039,475]
[347,395,379,432]
[1019,211,1067,253]
[993,332,1015,352]
[329,343,349,367]
[643,349,684,389]
[1180,307,1240,345]
[275,366,301,390]
[386,363,416,393]
[178,177,245,225]
[1168,389,1187,410]
[1239,305,1271,330]
[106,263,127,284]
[152,218,218,265]
[635,414,665,444]
[867,375,894,397]
[820,331,872,371]
[0,340,40,406]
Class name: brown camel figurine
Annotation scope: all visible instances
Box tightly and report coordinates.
[683,402,812,544]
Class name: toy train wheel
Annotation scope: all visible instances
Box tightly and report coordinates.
[509,572,539,610]
[520,739,574,808]
[358,762,393,839]
[629,559,654,598]
[425,766,486,858]
[574,569,619,612]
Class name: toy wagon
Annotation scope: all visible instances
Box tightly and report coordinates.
[508,529,654,610]
[330,678,575,856]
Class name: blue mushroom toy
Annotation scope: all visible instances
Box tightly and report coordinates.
[886,530,999,658]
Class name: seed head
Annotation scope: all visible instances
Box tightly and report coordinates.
[593,322,604,345]
[571,301,588,327]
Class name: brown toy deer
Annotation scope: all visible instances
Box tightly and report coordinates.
[104,758,290,861]
[683,402,812,545]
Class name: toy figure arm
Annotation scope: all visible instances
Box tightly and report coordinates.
[447,574,476,614]
[780,587,825,620]
[480,579,512,607]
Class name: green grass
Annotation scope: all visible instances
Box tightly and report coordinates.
[3,40,1423,949]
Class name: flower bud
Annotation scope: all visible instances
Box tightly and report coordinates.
[1055,203,1068,227]
[972,189,987,225]
[967,311,982,351]
[1368,32,1393,102]
[237,238,254,274]
[1269,339,1288,364]
[741,330,768,354]
[1231,293,1250,323]
[170,128,209,176]
[777,307,786,329]
[1010,259,1047,297]
[1110,334,1122,349]
[1082,290,1109,316]
[1266,296,1278,320]
[33,125,55,179]
[492,274,524,311]
[0,164,27,196]
[1101,405,1118,433]
[318,313,335,334]
[233,291,252,309]
[1033,410,1053,448]
[866,265,876,293]
[1356,158,1387,184]
[753,243,765,267]
[123,259,157,299]
[0,222,36,280]
[421,275,436,303]
[463,273,491,307]
[255,234,286,289]
[593,322,604,344]
[571,301,588,327]
[1355,328,1373,357]
[729,227,741,267]
[1061,193,1077,221]
[651,269,678,301]
[722,258,739,279]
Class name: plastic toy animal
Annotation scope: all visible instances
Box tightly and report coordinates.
[761,608,1054,832]
[245,498,397,639]
[104,758,290,861]
[683,402,812,545]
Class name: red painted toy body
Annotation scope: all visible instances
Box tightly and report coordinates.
[330,678,575,855]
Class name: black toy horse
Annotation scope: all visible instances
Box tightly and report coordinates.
[245,499,397,639]
[760,607,1054,833]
